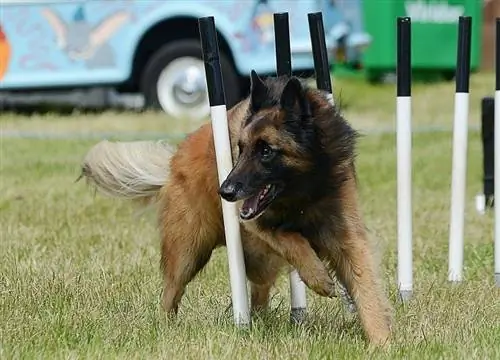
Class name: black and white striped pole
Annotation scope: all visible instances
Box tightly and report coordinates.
[198,16,251,327]
[307,11,356,313]
[396,17,413,301]
[273,12,308,325]
[494,17,500,287]
[448,16,472,284]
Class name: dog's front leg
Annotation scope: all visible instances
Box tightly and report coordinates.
[334,177,393,347]
[259,231,336,298]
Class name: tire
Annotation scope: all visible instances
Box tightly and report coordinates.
[140,39,240,120]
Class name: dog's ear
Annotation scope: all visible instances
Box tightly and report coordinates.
[250,70,267,112]
[280,77,310,117]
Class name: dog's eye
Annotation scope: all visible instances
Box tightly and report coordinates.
[260,143,274,161]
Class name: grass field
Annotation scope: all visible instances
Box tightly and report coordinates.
[1,73,499,359]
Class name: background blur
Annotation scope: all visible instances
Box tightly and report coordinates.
[0,0,497,123]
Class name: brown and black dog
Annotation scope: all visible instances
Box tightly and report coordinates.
[79,71,393,346]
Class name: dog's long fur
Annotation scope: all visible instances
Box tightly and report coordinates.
[80,139,176,201]
[80,73,392,346]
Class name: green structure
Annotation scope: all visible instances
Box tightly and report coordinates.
[361,0,483,82]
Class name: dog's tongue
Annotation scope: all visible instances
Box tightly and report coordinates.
[240,194,260,219]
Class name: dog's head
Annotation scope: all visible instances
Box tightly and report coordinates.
[219,70,322,221]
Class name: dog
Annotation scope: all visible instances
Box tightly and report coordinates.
[79,71,393,346]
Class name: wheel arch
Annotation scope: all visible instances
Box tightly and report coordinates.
[125,16,238,93]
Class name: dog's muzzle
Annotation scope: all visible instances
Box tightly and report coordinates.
[219,180,242,202]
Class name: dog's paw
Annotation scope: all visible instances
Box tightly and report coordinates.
[309,274,337,298]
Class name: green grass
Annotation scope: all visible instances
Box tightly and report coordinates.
[1,72,499,359]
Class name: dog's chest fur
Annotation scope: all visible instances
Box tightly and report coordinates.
[253,197,343,247]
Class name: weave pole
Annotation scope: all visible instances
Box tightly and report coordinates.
[495,18,500,287]
[307,12,332,97]
[448,16,472,283]
[396,17,413,301]
[307,11,356,313]
[198,16,250,327]
[273,12,308,324]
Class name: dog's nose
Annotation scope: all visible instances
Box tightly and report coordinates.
[219,181,240,202]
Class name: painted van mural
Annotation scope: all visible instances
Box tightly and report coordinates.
[0,0,370,120]
[0,25,11,80]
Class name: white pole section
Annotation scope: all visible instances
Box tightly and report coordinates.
[495,89,500,287]
[448,16,472,283]
[198,16,250,327]
[448,93,470,282]
[494,17,500,287]
[397,95,413,299]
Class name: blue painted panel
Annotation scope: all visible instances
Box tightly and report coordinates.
[0,0,368,90]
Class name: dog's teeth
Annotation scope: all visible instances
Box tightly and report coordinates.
[259,185,271,201]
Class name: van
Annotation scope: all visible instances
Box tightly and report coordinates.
[0,0,370,120]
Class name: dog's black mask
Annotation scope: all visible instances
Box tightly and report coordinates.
[219,71,313,221]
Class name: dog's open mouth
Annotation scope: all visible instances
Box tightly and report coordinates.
[239,184,277,221]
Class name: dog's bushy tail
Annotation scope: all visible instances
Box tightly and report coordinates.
[78,139,175,204]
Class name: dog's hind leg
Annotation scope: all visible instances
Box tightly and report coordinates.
[160,234,216,316]
[334,177,393,346]
[159,199,220,317]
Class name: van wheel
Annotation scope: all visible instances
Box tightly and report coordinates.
[140,39,240,120]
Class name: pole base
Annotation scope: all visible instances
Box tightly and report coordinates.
[475,193,486,214]
[495,274,500,287]
[338,283,356,313]
[290,307,307,325]
[233,318,252,330]
[235,323,252,331]
[399,289,412,302]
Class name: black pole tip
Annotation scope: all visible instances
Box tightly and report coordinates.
[198,16,226,106]
[307,12,332,93]
[273,12,292,77]
[459,15,472,26]
[495,18,499,91]
[397,16,411,97]
[455,15,472,93]
[274,12,288,21]
[308,12,322,21]
[397,16,411,24]
[198,16,218,62]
